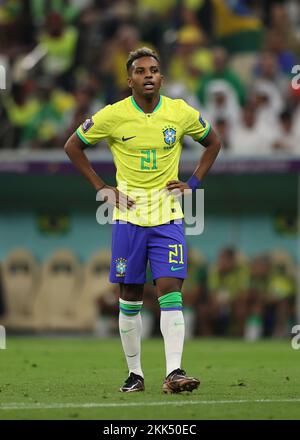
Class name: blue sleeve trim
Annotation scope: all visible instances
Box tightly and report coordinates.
[197,124,211,143]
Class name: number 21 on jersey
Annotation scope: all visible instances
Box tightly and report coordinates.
[140,149,157,170]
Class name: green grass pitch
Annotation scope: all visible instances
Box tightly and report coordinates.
[0,337,299,420]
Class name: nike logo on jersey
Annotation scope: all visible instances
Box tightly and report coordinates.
[122,135,136,142]
[171,266,184,271]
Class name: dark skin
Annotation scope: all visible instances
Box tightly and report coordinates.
[127,56,164,112]
[64,55,221,301]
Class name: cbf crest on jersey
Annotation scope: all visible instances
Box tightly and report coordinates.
[116,257,127,277]
[163,126,176,146]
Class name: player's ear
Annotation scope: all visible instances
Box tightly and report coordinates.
[160,74,164,85]
[127,76,133,89]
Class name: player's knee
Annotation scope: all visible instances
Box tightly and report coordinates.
[120,284,144,301]
[156,280,183,297]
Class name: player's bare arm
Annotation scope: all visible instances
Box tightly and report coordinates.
[166,128,221,193]
[64,132,135,210]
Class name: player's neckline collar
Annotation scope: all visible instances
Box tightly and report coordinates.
[131,95,162,114]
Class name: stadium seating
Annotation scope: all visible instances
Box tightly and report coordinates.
[75,250,114,332]
[2,249,39,331]
[33,249,82,331]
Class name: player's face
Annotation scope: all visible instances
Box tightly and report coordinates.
[128,56,163,98]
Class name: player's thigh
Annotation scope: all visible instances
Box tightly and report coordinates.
[120,283,144,301]
[155,277,183,298]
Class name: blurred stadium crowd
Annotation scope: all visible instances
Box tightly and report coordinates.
[0,246,296,340]
[0,0,300,154]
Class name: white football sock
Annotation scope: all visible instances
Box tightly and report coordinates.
[119,311,144,378]
[160,310,185,377]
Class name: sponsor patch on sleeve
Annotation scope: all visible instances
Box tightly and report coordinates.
[82,118,94,133]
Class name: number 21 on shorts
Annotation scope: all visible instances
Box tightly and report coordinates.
[168,244,184,264]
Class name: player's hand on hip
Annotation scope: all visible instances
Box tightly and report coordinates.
[98,185,135,211]
[166,180,192,197]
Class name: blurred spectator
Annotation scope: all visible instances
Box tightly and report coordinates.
[264,30,298,76]
[266,2,300,63]
[202,247,249,336]
[285,0,300,56]
[196,47,246,108]
[182,248,207,338]
[267,252,296,338]
[243,255,270,341]
[180,0,213,39]
[251,50,287,134]
[62,86,100,145]
[136,0,173,50]
[253,50,288,96]
[214,118,230,151]
[21,77,75,149]
[247,255,271,296]
[272,109,300,154]
[2,82,40,148]
[0,0,34,56]
[30,0,86,26]
[244,251,296,339]
[252,81,283,130]
[38,12,79,89]
[137,0,176,18]
[163,81,200,112]
[168,25,213,93]
[230,103,274,155]
[202,81,241,129]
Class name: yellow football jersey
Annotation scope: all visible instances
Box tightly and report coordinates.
[76,95,210,226]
